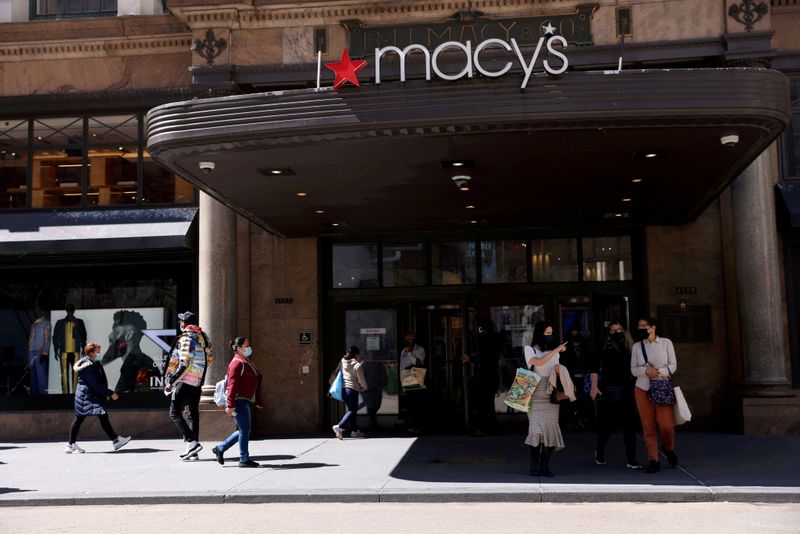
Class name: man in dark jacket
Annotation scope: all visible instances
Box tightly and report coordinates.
[53,304,87,394]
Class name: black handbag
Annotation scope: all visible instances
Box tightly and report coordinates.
[549,375,571,404]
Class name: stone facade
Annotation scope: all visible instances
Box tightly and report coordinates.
[0,0,798,438]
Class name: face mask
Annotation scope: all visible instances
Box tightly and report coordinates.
[542,334,554,346]
[243,347,253,357]
[610,331,625,342]
[635,328,650,341]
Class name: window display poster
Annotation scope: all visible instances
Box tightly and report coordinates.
[47,307,167,394]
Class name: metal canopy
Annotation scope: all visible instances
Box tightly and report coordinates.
[147,68,790,237]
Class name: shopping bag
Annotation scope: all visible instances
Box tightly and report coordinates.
[503,368,541,413]
[401,367,427,390]
[328,369,344,401]
[213,377,228,407]
[673,386,692,425]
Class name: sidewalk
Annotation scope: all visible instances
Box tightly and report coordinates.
[1,431,799,506]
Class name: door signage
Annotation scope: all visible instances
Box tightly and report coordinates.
[298,332,313,345]
[360,328,387,335]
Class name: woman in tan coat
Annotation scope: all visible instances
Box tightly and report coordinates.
[332,346,368,439]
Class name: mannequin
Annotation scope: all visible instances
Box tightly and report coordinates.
[53,304,87,394]
[28,310,52,395]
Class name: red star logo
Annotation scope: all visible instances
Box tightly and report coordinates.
[325,49,367,89]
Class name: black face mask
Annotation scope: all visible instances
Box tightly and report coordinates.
[610,331,625,343]
[634,328,650,341]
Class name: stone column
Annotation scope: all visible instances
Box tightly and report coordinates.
[198,192,237,401]
[730,148,792,397]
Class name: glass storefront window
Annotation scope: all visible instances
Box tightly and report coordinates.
[0,275,181,398]
[583,236,633,281]
[333,244,379,288]
[432,241,476,285]
[344,308,398,414]
[87,146,138,206]
[481,240,527,283]
[143,153,194,204]
[88,115,138,144]
[382,243,426,287]
[531,238,579,282]
[31,150,83,208]
[0,150,28,209]
[33,117,83,146]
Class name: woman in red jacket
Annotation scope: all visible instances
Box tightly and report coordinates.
[211,337,263,467]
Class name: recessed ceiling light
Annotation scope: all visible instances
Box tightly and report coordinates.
[118,146,124,151]
[645,153,657,158]
[258,167,296,177]
[465,205,475,209]
[460,186,470,191]
[315,209,325,214]
[632,178,643,183]
[36,136,42,141]
[331,222,340,227]
[614,213,623,217]
[633,150,667,160]
[622,198,632,202]
[470,220,478,224]
[296,192,307,197]
[442,160,474,169]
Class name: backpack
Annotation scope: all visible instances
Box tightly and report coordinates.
[213,377,228,407]
[213,360,246,407]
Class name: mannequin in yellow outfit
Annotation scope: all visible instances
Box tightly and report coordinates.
[53,304,87,394]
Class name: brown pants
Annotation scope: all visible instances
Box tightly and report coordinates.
[634,387,675,461]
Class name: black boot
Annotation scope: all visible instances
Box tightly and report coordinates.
[540,446,555,477]
[529,445,541,476]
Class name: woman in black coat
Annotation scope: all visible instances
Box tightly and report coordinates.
[65,342,131,453]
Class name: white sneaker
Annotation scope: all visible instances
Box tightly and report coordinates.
[350,430,365,438]
[64,443,85,454]
[180,441,203,459]
[113,436,132,451]
[332,425,343,440]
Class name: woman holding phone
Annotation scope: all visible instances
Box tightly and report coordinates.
[523,321,568,477]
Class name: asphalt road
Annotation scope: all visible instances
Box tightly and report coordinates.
[1,503,798,534]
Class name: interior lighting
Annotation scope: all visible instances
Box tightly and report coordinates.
[622,198,632,202]
[465,205,475,209]
[296,192,307,197]
[632,178,643,183]
[315,210,325,214]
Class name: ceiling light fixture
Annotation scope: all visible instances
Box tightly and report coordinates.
[470,220,478,224]
[452,175,471,190]
[296,192,307,197]
[622,198,632,202]
[465,205,475,209]
[315,210,325,214]
[632,178,643,183]
[441,160,474,169]
[258,167,296,177]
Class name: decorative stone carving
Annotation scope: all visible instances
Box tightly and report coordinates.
[191,29,227,65]
[728,1,768,32]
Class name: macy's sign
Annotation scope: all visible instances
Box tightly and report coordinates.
[324,32,568,90]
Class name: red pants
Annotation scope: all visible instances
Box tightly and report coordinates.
[634,387,675,461]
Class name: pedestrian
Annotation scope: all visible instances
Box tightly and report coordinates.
[332,346,368,439]
[631,316,678,473]
[64,342,131,453]
[524,321,568,477]
[589,321,642,469]
[212,337,263,468]
[163,311,213,461]
[399,332,427,433]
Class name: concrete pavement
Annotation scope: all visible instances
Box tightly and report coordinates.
[1,431,799,505]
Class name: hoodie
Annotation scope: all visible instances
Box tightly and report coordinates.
[165,325,214,388]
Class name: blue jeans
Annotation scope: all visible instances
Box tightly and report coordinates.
[217,399,252,461]
[338,387,360,432]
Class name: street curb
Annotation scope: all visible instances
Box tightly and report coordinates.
[2,490,800,506]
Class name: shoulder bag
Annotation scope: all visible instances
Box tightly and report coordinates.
[641,342,676,406]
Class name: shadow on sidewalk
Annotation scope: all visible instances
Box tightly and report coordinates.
[0,488,33,495]
[388,432,800,487]
[100,448,171,454]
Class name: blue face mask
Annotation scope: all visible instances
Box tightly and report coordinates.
[543,334,554,344]
[243,347,253,357]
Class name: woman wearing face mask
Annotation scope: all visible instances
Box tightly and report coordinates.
[631,317,678,473]
[212,337,263,468]
[65,342,131,453]
[589,322,642,469]
[523,321,568,477]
